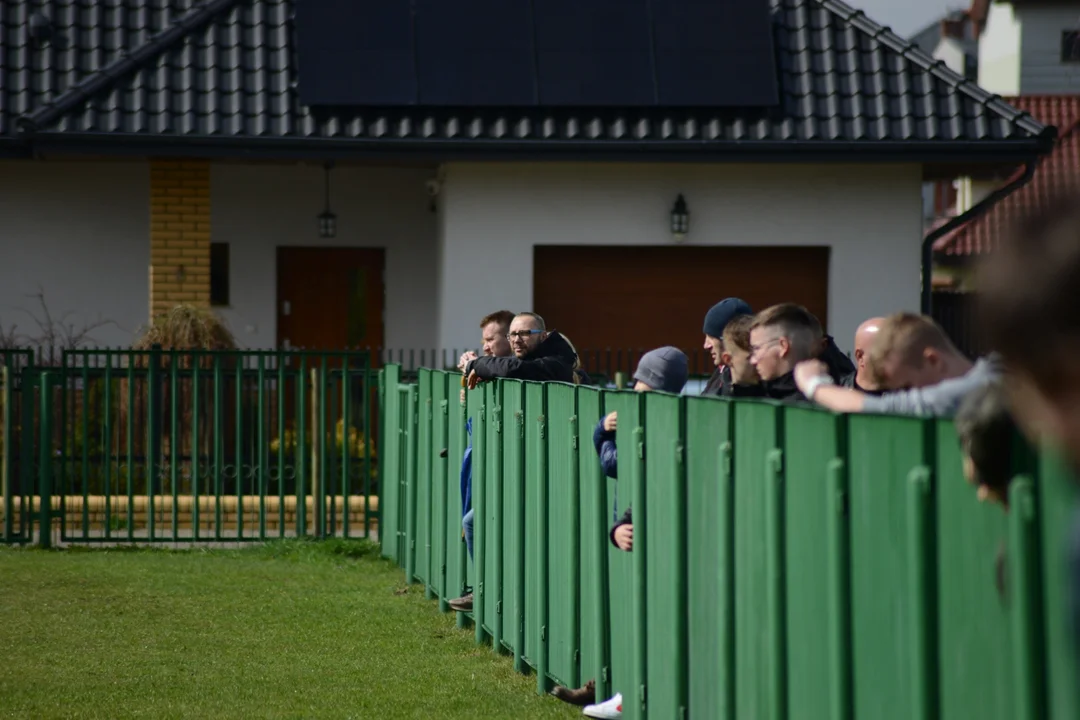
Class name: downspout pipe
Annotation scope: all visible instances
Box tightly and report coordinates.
[921,158,1039,315]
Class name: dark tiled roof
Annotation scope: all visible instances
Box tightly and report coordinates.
[0,0,1055,158]
[934,95,1080,257]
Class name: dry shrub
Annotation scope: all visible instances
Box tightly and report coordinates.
[133,305,238,351]
[118,306,241,476]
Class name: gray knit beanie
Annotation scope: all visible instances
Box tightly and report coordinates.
[633,346,689,394]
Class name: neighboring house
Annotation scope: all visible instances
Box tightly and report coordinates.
[934,94,1080,284]
[912,7,983,226]
[978,0,1080,96]
[0,0,1053,359]
[931,0,1080,259]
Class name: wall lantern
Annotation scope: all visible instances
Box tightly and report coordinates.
[670,193,690,242]
[318,161,337,238]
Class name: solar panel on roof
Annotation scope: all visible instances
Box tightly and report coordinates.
[293,0,780,109]
[533,0,656,106]
[651,0,779,107]
[294,0,417,106]
[414,0,536,106]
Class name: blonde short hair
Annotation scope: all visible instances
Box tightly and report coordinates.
[866,312,959,384]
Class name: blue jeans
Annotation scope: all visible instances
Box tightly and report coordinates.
[463,508,474,561]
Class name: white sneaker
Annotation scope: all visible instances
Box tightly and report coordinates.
[582,693,623,719]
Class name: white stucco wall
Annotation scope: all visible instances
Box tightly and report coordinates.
[0,159,149,348]
[437,162,924,356]
[211,163,438,351]
[978,2,1022,95]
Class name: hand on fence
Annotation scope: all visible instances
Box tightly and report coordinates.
[614,524,633,551]
[467,370,482,390]
[458,351,479,372]
[603,411,618,432]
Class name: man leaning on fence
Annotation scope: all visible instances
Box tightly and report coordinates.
[793,313,1002,417]
[463,312,578,387]
[448,310,514,613]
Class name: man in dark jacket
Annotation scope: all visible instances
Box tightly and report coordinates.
[700,298,753,396]
[748,303,852,402]
[465,312,577,387]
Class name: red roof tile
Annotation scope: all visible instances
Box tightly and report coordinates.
[933,95,1080,257]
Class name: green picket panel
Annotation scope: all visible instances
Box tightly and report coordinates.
[732,401,784,720]
[377,373,1080,720]
[684,396,734,719]
[402,385,418,583]
[414,371,433,587]
[847,414,935,720]
[502,380,526,662]
[934,419,1016,720]
[524,381,546,670]
[445,376,469,608]
[482,381,504,645]
[602,390,643,716]
[380,364,402,562]
[576,386,610,700]
[430,373,449,604]
[466,385,483,595]
[1038,448,1080,720]
[642,392,687,720]
[545,383,580,688]
[783,406,848,720]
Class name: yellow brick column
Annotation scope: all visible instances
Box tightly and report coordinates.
[149,160,211,318]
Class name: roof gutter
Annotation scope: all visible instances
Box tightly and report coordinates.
[19,131,1054,165]
[920,158,1038,314]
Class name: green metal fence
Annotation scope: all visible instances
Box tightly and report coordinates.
[0,348,380,546]
[381,366,1080,720]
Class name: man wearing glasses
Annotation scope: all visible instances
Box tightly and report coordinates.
[463,312,578,387]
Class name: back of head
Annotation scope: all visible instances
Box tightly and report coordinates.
[866,312,957,385]
[750,303,823,361]
[954,380,1017,497]
[978,190,1080,392]
[633,346,689,394]
[703,297,753,339]
[722,314,755,352]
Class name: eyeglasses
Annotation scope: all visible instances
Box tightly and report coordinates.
[749,337,781,359]
[507,329,543,341]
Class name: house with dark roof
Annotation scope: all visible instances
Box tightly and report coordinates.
[0,0,1053,357]
[929,0,1080,296]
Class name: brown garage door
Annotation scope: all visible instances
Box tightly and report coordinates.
[533,245,830,377]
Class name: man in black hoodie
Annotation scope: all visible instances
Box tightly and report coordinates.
[464,311,577,386]
[748,303,853,402]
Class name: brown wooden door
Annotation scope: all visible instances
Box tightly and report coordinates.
[276,247,385,351]
[533,245,829,375]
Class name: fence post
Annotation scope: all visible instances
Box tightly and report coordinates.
[148,344,162,501]
[38,372,53,549]
[1,363,9,543]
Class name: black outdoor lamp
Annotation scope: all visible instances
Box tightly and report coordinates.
[671,193,690,241]
[318,161,337,238]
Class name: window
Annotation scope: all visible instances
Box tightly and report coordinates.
[210,242,230,306]
[1062,30,1080,62]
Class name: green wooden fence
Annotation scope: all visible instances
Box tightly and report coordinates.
[381,366,1080,720]
[0,348,379,545]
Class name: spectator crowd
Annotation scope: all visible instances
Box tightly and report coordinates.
[440,193,1080,719]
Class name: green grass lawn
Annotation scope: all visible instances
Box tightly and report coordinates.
[0,541,580,719]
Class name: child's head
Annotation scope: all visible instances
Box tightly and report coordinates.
[722,314,759,385]
[632,346,688,394]
[954,381,1017,509]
